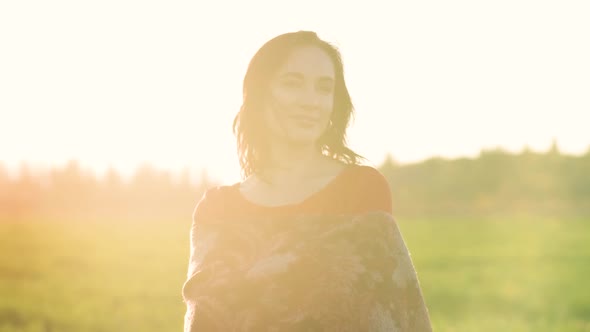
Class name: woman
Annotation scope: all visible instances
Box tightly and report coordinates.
[182,30,432,331]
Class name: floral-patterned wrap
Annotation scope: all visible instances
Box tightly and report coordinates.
[182,211,432,331]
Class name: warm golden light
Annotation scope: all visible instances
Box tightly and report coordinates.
[1,1,588,184]
[1,1,589,331]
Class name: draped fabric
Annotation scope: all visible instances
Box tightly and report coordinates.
[181,210,432,331]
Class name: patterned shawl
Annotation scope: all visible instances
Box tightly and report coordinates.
[181,211,432,331]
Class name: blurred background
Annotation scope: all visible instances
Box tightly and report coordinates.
[1,0,589,331]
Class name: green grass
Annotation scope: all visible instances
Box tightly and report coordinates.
[1,216,589,331]
[400,217,590,332]
[0,219,188,332]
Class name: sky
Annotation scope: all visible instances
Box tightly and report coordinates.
[1,0,589,184]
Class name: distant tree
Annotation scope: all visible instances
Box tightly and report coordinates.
[0,162,11,218]
[548,137,560,156]
[10,163,43,218]
[379,153,398,178]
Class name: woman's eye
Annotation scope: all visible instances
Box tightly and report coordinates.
[317,85,333,95]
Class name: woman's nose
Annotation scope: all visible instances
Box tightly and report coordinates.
[297,86,321,108]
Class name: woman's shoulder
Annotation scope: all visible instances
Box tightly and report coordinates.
[345,164,392,214]
[191,185,236,223]
[350,164,388,180]
[344,164,390,190]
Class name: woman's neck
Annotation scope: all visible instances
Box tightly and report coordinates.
[258,141,325,186]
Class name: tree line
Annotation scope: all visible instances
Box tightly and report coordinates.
[0,162,212,222]
[1,141,588,221]
[381,141,590,219]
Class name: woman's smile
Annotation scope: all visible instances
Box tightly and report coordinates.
[290,115,319,128]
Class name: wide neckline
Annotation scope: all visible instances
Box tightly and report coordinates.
[233,164,359,209]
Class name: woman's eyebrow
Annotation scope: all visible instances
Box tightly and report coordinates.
[279,72,304,80]
[278,72,335,83]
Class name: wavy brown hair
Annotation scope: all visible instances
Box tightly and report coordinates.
[232,30,365,179]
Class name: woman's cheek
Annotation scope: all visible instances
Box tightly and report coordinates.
[271,86,299,106]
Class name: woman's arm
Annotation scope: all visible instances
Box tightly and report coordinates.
[181,187,220,332]
[385,216,432,331]
[357,168,432,330]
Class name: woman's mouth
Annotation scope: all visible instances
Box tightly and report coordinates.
[290,115,318,127]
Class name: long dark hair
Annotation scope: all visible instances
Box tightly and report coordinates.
[232,30,365,179]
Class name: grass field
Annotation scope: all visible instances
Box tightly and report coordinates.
[1,216,589,331]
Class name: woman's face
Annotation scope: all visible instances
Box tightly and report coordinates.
[263,45,335,148]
